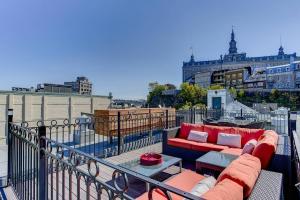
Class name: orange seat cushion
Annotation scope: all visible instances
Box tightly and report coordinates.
[179,123,204,139]
[190,141,229,152]
[221,148,243,156]
[252,131,278,169]
[217,154,261,197]
[234,128,264,147]
[167,138,193,150]
[201,178,243,200]
[204,125,234,144]
[136,170,205,200]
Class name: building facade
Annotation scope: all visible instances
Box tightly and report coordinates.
[65,76,93,95]
[0,91,111,144]
[184,29,300,86]
[224,67,251,89]
[194,71,211,88]
[36,83,73,94]
[266,61,300,89]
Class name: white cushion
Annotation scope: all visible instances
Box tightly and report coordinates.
[217,133,241,148]
[187,130,208,143]
[184,176,217,200]
[242,139,257,154]
[184,176,216,199]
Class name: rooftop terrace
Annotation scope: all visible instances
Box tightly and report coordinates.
[1,108,300,199]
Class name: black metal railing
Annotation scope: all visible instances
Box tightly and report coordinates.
[9,108,290,166]
[15,111,178,159]
[175,108,289,134]
[7,122,200,200]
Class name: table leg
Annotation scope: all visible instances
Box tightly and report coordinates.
[146,182,150,192]
[179,161,182,173]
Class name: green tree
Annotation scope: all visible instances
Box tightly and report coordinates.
[147,84,167,104]
[229,87,237,99]
[177,83,207,108]
[237,89,245,98]
[269,89,280,102]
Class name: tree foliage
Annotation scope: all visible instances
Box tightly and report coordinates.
[177,83,207,109]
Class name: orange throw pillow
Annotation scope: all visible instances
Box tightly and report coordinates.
[216,154,261,197]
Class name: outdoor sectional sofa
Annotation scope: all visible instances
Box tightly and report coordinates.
[162,122,291,198]
[137,153,283,200]
[163,123,291,171]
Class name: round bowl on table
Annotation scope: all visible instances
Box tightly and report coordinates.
[140,153,162,166]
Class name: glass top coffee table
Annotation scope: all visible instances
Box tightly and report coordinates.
[196,151,238,174]
[119,154,182,191]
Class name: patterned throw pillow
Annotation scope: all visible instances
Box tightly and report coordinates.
[187,130,208,143]
[242,139,257,154]
[184,176,217,199]
[217,133,241,148]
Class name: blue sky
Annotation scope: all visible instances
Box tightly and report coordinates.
[0,0,299,99]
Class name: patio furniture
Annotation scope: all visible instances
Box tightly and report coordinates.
[196,151,238,175]
[119,154,182,191]
[162,124,290,171]
[137,154,284,200]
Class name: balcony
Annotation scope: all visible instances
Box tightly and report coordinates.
[1,109,300,200]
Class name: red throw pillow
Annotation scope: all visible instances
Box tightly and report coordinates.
[204,125,234,144]
[178,123,204,139]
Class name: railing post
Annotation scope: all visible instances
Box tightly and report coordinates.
[117,112,121,155]
[190,108,193,123]
[38,125,47,200]
[7,109,13,186]
[165,109,169,129]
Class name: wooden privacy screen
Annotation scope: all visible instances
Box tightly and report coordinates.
[94,108,176,137]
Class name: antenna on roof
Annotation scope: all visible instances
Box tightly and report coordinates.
[190,46,194,55]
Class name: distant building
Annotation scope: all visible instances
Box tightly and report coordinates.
[65,76,92,95]
[295,63,300,88]
[162,89,180,96]
[12,87,35,92]
[211,69,229,86]
[243,66,267,90]
[36,83,73,94]
[266,61,300,89]
[224,67,251,89]
[183,29,300,86]
[195,71,211,88]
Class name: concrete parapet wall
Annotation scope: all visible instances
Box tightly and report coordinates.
[0,92,111,144]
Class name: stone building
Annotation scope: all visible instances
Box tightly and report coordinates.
[224,67,251,89]
[266,61,300,89]
[194,71,211,88]
[65,76,93,95]
[36,83,73,94]
[184,29,300,86]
